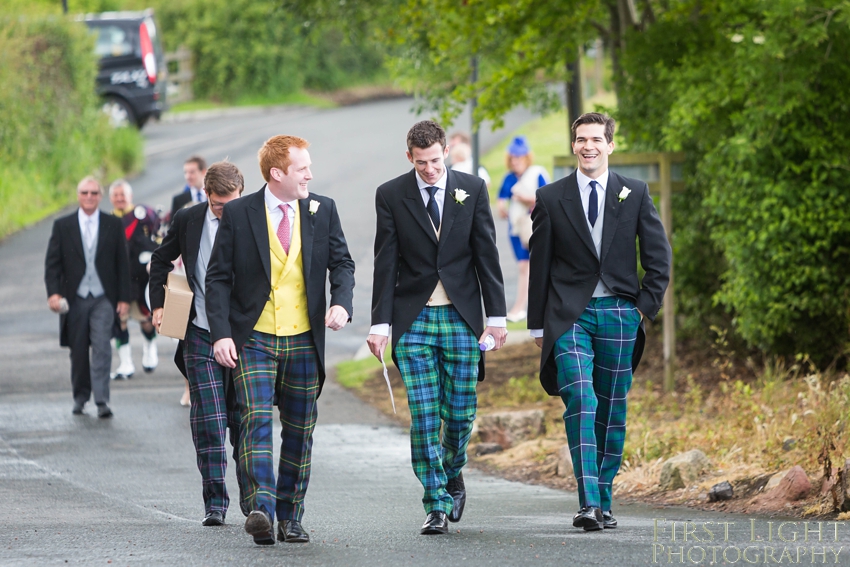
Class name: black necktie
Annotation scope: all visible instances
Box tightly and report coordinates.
[588,180,599,227]
[426,186,440,231]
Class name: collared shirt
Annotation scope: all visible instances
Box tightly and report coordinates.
[415,169,447,219]
[77,208,100,249]
[369,168,506,337]
[189,185,207,203]
[264,185,297,244]
[192,205,219,331]
[530,168,610,339]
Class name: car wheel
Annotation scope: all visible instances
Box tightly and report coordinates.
[102,96,136,128]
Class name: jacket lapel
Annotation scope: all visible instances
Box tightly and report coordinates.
[298,197,314,282]
[558,174,597,257]
[95,211,109,256]
[69,212,85,261]
[184,205,205,279]
[437,170,462,254]
[402,171,438,245]
[248,187,271,284]
[599,173,623,263]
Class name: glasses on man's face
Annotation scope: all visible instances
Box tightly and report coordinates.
[209,200,226,210]
[79,191,101,196]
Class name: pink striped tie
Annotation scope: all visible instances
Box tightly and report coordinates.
[277,204,291,254]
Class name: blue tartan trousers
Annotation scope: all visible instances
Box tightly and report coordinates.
[233,330,320,523]
[183,324,244,517]
[553,296,641,511]
[395,304,481,515]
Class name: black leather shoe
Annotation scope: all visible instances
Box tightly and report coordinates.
[572,507,604,531]
[277,520,310,543]
[602,510,617,529]
[202,511,224,526]
[72,402,84,415]
[446,472,466,523]
[244,510,275,545]
[420,511,449,535]
[97,404,113,418]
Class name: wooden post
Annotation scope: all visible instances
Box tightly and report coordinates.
[659,153,676,391]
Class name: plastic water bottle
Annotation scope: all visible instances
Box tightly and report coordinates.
[479,335,496,351]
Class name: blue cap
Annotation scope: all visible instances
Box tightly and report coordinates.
[507,136,530,157]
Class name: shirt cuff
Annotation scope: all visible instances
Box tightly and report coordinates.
[486,316,507,328]
[529,329,544,338]
[369,324,390,337]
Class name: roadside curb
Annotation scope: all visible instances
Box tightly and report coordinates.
[159,103,307,124]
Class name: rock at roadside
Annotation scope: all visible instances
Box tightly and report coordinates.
[758,465,812,508]
[557,445,574,478]
[473,443,504,456]
[659,450,711,491]
[476,410,545,449]
[838,459,850,512]
[708,481,734,502]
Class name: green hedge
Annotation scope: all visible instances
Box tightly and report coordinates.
[0,15,144,238]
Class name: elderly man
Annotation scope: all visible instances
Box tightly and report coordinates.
[45,177,130,418]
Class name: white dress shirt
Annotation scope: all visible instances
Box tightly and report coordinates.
[370,169,506,337]
[191,186,207,203]
[530,169,610,339]
[77,208,100,249]
[264,185,297,242]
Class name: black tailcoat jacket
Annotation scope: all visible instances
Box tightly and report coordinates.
[204,188,355,389]
[148,202,209,377]
[370,168,506,380]
[528,171,671,395]
[45,210,131,346]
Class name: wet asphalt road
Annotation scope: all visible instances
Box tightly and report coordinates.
[3,99,846,566]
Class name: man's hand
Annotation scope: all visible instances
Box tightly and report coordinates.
[152,308,163,332]
[367,334,388,360]
[480,326,508,351]
[534,337,543,348]
[48,294,64,313]
[325,305,349,331]
[116,301,130,318]
[638,308,644,322]
[213,338,238,368]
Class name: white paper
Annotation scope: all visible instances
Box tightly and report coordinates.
[379,351,396,414]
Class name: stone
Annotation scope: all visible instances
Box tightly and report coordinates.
[473,443,504,456]
[765,469,789,492]
[782,438,796,452]
[708,481,734,502]
[659,450,711,491]
[764,465,811,503]
[556,445,574,478]
[476,410,546,449]
[836,459,850,512]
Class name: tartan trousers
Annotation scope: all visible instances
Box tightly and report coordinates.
[553,296,641,511]
[233,330,319,523]
[395,305,480,515]
[183,324,244,516]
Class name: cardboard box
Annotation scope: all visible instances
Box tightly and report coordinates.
[160,272,193,340]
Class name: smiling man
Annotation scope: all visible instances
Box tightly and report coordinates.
[528,112,671,531]
[368,120,506,535]
[205,135,355,546]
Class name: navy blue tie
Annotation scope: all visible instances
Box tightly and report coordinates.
[588,180,599,227]
[426,186,440,231]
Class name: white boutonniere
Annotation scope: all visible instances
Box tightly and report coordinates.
[309,200,320,215]
[618,187,632,202]
[453,189,469,204]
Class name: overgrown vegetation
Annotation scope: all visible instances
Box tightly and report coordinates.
[0,14,144,237]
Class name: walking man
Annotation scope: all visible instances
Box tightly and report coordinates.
[206,136,355,545]
[170,155,208,219]
[528,112,671,531]
[149,161,246,526]
[367,120,507,535]
[45,176,130,418]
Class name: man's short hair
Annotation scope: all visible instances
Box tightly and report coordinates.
[108,178,132,198]
[185,155,207,172]
[204,161,245,197]
[449,131,471,145]
[407,120,446,152]
[449,142,471,163]
[258,135,310,182]
[77,176,102,193]
[571,112,616,144]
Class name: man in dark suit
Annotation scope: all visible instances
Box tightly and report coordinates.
[367,120,507,535]
[528,112,671,531]
[45,176,131,418]
[170,155,207,220]
[149,161,246,527]
[206,135,355,546]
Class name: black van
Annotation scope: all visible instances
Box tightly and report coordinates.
[82,10,167,129]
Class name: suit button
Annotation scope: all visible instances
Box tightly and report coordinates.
[437,268,441,273]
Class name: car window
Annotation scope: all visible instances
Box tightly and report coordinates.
[93,25,136,58]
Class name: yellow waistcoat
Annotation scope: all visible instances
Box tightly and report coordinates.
[253,203,311,336]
